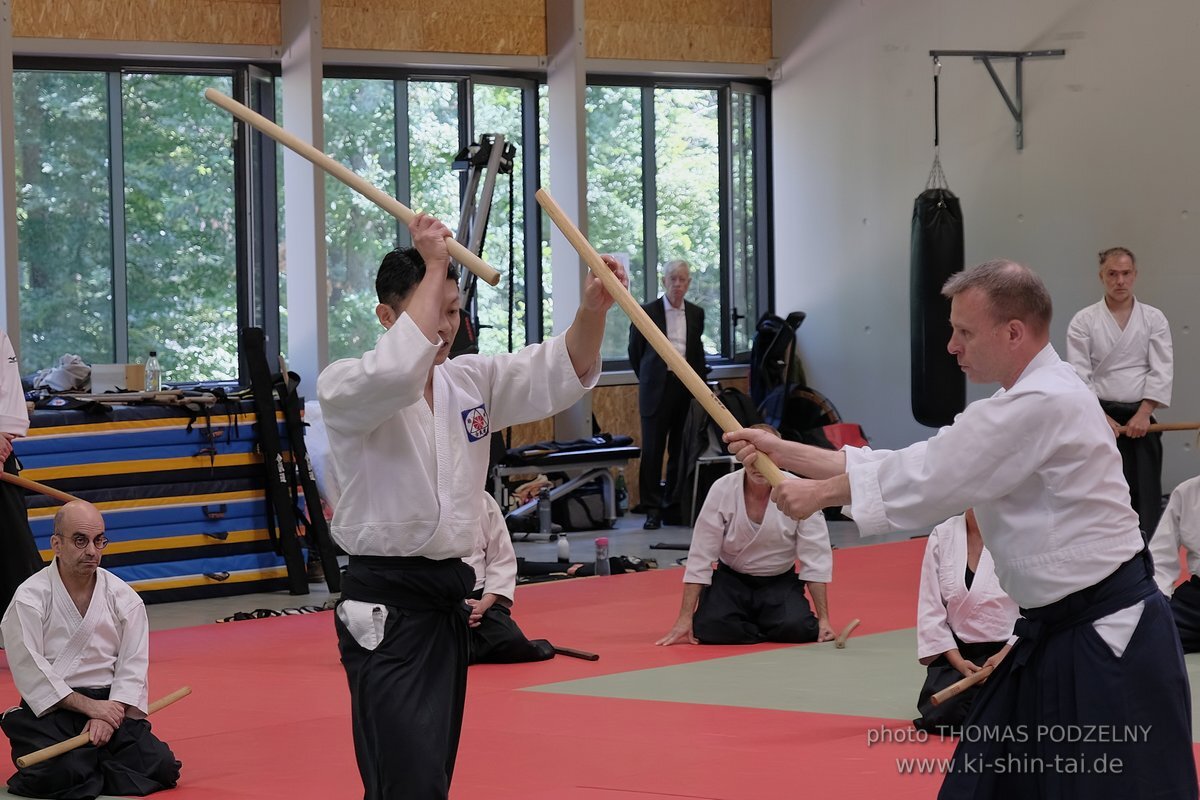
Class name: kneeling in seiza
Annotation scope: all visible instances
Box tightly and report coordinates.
[464,495,554,664]
[914,510,1019,733]
[657,427,834,646]
[1149,475,1200,652]
[0,500,180,800]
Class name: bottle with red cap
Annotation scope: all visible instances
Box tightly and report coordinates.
[594,537,611,576]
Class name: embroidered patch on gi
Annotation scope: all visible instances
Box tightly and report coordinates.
[462,405,490,442]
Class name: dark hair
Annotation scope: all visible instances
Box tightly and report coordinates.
[375,247,460,309]
[941,259,1053,334]
[1098,246,1136,268]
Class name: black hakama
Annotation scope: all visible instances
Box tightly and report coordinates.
[466,590,554,665]
[335,555,475,800]
[0,454,43,614]
[1,687,180,800]
[1170,575,1200,654]
[913,639,1007,734]
[1101,400,1164,539]
[938,552,1196,799]
[692,563,819,644]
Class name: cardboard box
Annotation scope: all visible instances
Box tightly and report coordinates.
[91,363,147,394]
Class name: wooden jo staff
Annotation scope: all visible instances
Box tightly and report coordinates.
[16,687,192,768]
[0,471,80,505]
[1118,421,1200,435]
[930,665,993,707]
[535,188,785,487]
[203,89,501,287]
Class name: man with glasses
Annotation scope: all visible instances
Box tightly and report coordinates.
[0,500,180,800]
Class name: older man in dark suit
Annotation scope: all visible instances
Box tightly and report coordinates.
[628,259,707,529]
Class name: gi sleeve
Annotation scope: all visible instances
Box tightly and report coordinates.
[480,495,517,604]
[793,512,833,584]
[1,599,73,717]
[683,477,733,586]
[1143,310,1173,408]
[317,314,440,437]
[1065,310,1095,388]
[0,330,29,437]
[109,590,150,716]
[916,527,958,661]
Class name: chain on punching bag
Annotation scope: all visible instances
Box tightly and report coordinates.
[910,58,966,427]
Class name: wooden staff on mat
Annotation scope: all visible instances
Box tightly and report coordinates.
[834,618,861,649]
[930,665,993,707]
[203,88,500,287]
[16,687,192,768]
[0,471,80,505]
[536,188,785,487]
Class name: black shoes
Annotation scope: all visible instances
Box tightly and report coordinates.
[643,512,661,530]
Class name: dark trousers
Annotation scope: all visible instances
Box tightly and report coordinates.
[1,687,180,800]
[692,564,819,645]
[913,639,1007,734]
[467,591,554,665]
[639,373,691,513]
[1170,575,1200,653]
[0,454,43,614]
[336,556,475,800]
[939,552,1196,799]
[1102,400,1164,538]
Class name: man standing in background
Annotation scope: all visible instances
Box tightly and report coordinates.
[628,260,707,529]
[1067,246,1173,537]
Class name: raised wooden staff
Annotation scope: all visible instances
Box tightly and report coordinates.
[203,88,500,287]
[0,472,79,505]
[16,687,192,768]
[536,189,785,486]
[930,664,993,707]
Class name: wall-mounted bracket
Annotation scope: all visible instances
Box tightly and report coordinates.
[929,49,1066,150]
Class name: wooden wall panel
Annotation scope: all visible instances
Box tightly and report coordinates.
[585,0,770,64]
[13,0,280,45]
[323,0,545,55]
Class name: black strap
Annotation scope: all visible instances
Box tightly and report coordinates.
[240,327,308,596]
[933,71,940,148]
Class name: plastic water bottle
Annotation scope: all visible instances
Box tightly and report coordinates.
[615,469,629,516]
[537,488,553,535]
[556,534,570,562]
[144,351,162,392]
[594,537,611,576]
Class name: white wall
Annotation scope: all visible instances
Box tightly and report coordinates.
[771,0,1200,492]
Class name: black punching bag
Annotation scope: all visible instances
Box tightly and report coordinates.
[910,186,965,427]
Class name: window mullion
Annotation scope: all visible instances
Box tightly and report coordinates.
[640,86,657,301]
[108,72,128,364]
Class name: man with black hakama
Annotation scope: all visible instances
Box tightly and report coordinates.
[0,501,180,800]
[727,260,1196,799]
[318,213,623,800]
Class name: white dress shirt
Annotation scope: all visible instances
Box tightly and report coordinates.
[662,296,688,362]
[846,344,1143,609]
[683,469,832,585]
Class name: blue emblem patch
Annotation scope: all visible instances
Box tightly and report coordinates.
[462,405,490,442]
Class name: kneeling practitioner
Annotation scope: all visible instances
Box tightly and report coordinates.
[0,500,180,800]
[1149,475,1200,652]
[657,425,834,646]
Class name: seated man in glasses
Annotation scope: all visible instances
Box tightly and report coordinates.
[0,500,180,800]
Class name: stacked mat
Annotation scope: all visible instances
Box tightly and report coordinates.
[13,400,299,603]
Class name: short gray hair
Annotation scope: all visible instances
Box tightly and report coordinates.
[941,259,1052,333]
[663,259,690,279]
[1098,246,1136,268]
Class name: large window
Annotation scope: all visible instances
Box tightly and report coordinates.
[15,67,244,383]
[585,81,768,363]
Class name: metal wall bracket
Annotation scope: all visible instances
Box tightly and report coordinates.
[929,49,1066,150]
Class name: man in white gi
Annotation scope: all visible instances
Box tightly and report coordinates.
[1066,246,1173,537]
[464,494,554,664]
[913,509,1018,733]
[656,425,834,646]
[1,328,43,615]
[0,500,180,800]
[318,212,625,800]
[725,260,1195,799]
[1149,475,1200,652]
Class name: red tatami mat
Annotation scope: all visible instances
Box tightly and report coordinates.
[2,537,1191,799]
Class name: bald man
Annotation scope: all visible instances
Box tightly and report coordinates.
[0,500,180,800]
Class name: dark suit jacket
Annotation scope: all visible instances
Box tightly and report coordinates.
[628,297,707,417]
